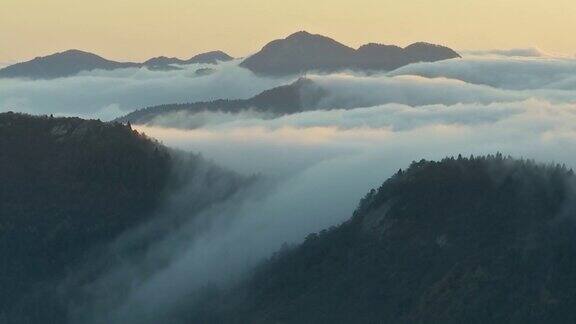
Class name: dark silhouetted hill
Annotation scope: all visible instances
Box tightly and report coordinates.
[186,50,233,64]
[0,112,248,323]
[240,31,460,76]
[0,50,140,79]
[144,51,233,70]
[189,154,576,324]
[115,77,327,125]
[0,50,234,79]
[143,56,186,71]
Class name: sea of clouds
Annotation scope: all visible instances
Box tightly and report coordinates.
[5,51,576,322]
[0,60,294,120]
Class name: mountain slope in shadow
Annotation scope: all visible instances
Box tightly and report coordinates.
[0,112,250,323]
[188,154,576,324]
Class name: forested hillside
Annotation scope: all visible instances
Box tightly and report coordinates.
[0,112,247,322]
[189,154,576,324]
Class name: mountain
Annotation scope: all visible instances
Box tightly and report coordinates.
[240,31,356,76]
[0,49,140,79]
[115,77,327,125]
[240,31,461,75]
[189,154,576,323]
[143,56,186,71]
[0,32,458,78]
[0,50,234,79]
[143,51,233,70]
[187,50,234,64]
[0,112,248,323]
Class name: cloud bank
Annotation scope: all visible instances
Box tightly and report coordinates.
[7,52,576,323]
[0,60,294,120]
[391,56,576,90]
[75,101,576,323]
[3,54,576,123]
[464,47,547,58]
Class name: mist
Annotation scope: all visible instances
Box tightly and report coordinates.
[464,47,548,58]
[5,51,576,322]
[0,60,294,120]
[75,100,576,322]
[391,55,576,90]
[53,53,576,323]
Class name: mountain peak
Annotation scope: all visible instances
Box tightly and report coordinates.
[0,49,139,79]
[240,31,355,75]
[186,50,233,64]
[403,42,462,60]
[241,32,460,76]
[30,49,106,62]
[144,56,183,65]
[58,49,96,56]
[283,31,344,46]
[0,48,235,79]
[286,30,315,39]
[357,43,402,51]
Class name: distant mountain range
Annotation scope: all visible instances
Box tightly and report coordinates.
[0,31,460,79]
[0,49,233,79]
[240,31,461,75]
[115,78,327,125]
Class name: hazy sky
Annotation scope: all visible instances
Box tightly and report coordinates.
[1,0,575,63]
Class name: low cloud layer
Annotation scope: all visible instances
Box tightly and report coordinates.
[464,47,548,58]
[392,56,576,90]
[139,98,576,176]
[0,60,293,120]
[3,54,576,122]
[7,52,576,322]
[76,99,576,323]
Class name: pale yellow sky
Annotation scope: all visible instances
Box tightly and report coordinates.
[1,0,575,63]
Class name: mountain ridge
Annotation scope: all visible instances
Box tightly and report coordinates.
[1,31,460,79]
[186,154,576,323]
[0,49,234,79]
[0,112,250,322]
[114,77,328,125]
[240,31,461,75]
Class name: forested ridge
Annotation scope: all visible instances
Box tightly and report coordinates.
[4,113,576,324]
[0,112,247,322]
[188,154,576,324]
[115,78,326,125]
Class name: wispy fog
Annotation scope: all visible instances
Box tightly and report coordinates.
[77,97,576,322]
[3,53,576,122]
[391,56,576,90]
[463,47,548,58]
[0,60,294,120]
[8,51,576,322]
[61,54,576,322]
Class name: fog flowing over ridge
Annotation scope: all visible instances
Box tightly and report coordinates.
[133,55,576,129]
[71,57,576,322]
[6,50,576,322]
[93,95,576,321]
